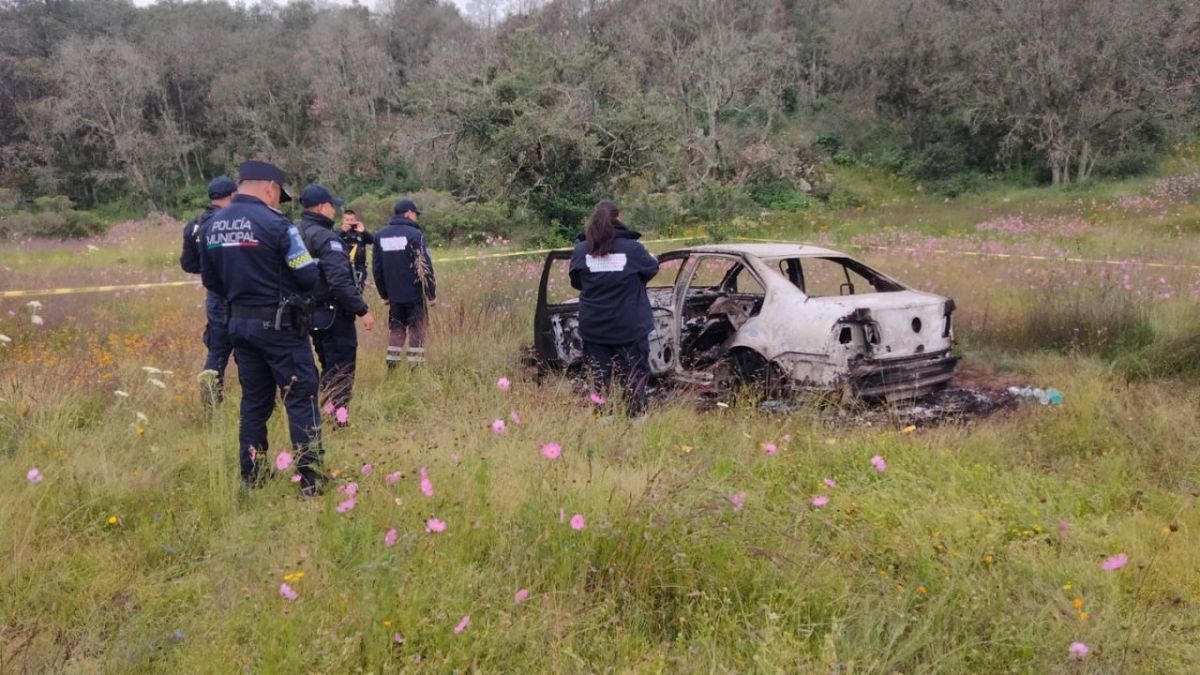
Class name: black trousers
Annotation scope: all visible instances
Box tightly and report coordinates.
[583,336,650,417]
[311,312,358,411]
[227,317,321,486]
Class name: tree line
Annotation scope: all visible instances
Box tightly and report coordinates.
[1,0,1197,232]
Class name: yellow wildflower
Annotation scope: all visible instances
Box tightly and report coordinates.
[1072,598,1083,610]
[283,571,305,583]
[107,515,119,526]
[1078,611,1088,622]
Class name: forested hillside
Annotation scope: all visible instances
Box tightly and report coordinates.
[1,0,1198,233]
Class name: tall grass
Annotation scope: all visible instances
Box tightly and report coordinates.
[3,180,1200,671]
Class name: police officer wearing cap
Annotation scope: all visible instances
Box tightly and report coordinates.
[199,160,324,494]
[373,199,437,368]
[180,175,237,409]
[297,185,376,423]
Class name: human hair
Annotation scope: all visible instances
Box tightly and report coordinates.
[344,209,356,216]
[585,200,620,256]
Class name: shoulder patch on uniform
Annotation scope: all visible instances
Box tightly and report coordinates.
[380,236,409,252]
[285,226,316,270]
[328,240,344,253]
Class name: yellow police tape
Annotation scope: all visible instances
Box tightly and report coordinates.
[3,236,1197,299]
[0,238,698,299]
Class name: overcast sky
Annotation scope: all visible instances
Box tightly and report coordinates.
[130,0,477,13]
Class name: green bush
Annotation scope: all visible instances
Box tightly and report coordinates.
[747,173,812,212]
[0,209,105,239]
[683,182,758,226]
[345,190,513,245]
[620,192,685,234]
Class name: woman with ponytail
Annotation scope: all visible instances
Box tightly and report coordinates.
[569,200,660,417]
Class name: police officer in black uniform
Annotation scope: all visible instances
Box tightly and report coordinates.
[569,200,659,417]
[373,199,437,368]
[179,175,237,409]
[199,161,324,494]
[339,209,373,291]
[297,185,376,423]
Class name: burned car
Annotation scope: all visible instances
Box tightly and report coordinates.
[533,243,958,402]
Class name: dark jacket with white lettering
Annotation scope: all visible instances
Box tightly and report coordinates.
[372,215,436,305]
[179,204,219,274]
[299,211,369,317]
[199,194,319,307]
[569,222,659,344]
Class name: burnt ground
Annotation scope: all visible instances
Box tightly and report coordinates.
[676,359,1020,429]
[529,350,1020,430]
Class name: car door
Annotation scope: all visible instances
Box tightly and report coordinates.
[533,249,685,377]
[645,251,688,376]
[533,251,583,369]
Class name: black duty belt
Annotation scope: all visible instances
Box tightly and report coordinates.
[230,304,280,321]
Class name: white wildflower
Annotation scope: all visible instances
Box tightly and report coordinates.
[142,366,162,374]
[114,390,130,398]
[161,370,174,376]
[30,315,44,326]
[26,300,42,310]
[136,412,149,424]
[0,334,11,344]
[87,244,100,252]
[148,378,167,389]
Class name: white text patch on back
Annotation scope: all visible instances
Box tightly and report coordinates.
[585,253,627,272]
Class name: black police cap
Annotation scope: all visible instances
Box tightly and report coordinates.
[299,184,344,209]
[237,160,293,203]
[393,199,422,215]
[206,176,236,200]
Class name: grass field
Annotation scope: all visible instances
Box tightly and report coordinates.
[3,162,1200,672]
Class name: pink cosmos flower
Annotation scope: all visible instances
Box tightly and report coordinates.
[1068,642,1090,659]
[510,410,521,424]
[393,633,405,645]
[386,471,402,485]
[1058,519,1071,537]
[361,464,373,476]
[871,455,887,472]
[322,402,335,415]
[279,583,299,601]
[782,434,793,443]
[570,514,586,531]
[290,474,302,483]
[542,442,562,460]
[497,377,511,392]
[275,452,293,471]
[450,453,460,464]
[340,482,358,497]
[491,419,507,434]
[419,467,434,497]
[425,518,446,533]
[453,615,470,634]
[1101,553,1128,571]
[823,478,837,489]
[812,494,830,507]
[248,446,258,462]
[335,407,349,425]
[514,588,530,604]
[384,528,398,547]
[26,468,44,484]
[762,442,778,456]
[336,497,357,513]
[589,393,605,405]
[729,491,747,512]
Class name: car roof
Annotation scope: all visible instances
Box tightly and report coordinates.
[678,242,847,259]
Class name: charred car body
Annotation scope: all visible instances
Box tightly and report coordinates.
[533,243,959,402]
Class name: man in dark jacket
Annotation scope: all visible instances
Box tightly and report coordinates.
[569,200,659,417]
[372,199,436,368]
[339,209,373,291]
[200,160,323,494]
[297,185,376,423]
[179,175,237,410]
